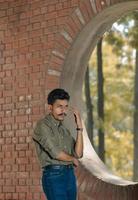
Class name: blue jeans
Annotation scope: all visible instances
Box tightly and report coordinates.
[42,165,77,200]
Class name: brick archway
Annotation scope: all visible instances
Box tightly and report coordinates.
[1,0,138,200]
[47,1,138,199]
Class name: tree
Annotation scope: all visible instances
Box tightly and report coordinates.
[86,39,134,180]
[97,37,105,162]
[106,11,138,180]
[129,12,138,181]
[84,66,94,146]
[83,12,137,180]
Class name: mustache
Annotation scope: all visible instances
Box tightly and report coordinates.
[58,113,67,116]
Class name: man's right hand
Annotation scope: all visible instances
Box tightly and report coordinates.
[56,151,79,167]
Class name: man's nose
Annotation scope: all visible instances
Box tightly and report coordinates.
[61,107,67,113]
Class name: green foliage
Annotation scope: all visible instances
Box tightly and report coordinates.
[83,11,138,180]
[84,29,134,180]
[105,31,124,57]
[115,11,138,49]
[105,130,133,180]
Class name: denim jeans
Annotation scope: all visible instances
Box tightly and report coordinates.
[42,165,77,200]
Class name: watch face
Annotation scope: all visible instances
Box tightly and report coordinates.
[76,128,83,131]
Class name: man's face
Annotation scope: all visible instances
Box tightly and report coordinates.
[48,99,69,121]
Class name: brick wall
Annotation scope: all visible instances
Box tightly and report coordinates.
[0,1,79,199]
[0,0,138,200]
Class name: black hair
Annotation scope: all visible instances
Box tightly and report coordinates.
[47,88,70,105]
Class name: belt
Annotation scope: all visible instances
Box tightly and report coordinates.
[42,164,73,170]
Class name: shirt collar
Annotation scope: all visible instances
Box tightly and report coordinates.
[47,113,62,127]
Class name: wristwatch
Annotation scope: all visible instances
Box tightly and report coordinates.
[76,127,83,131]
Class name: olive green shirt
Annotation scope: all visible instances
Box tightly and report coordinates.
[33,113,76,167]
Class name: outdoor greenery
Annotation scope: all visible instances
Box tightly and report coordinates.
[83,11,138,181]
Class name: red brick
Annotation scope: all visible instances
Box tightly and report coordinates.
[16,115,28,123]
[26,178,33,186]
[0,138,5,144]
[3,156,15,165]
[33,8,41,16]
[0,2,8,9]
[30,172,40,178]
[0,57,4,64]
[2,130,14,137]
[56,2,63,10]
[0,194,4,200]
[15,88,28,95]
[5,70,12,77]
[5,164,12,172]
[12,164,19,172]
[20,18,30,26]
[26,164,33,171]
[30,185,42,192]
[0,178,4,185]
[19,150,26,157]
[19,178,26,185]
[0,152,4,158]
[16,143,28,151]
[5,137,12,144]
[3,90,13,97]
[16,157,29,164]
[18,122,26,131]
[18,193,26,199]
[0,71,5,78]
[5,124,12,130]
[51,54,64,65]
[32,22,41,30]
[19,164,26,171]
[16,172,29,179]
[7,7,14,16]
[2,117,14,124]
[45,11,57,20]
[13,193,18,200]
[0,16,8,24]
[29,44,42,52]
[3,103,14,110]
[5,178,12,186]
[19,136,27,144]
[2,144,14,151]
[0,98,4,104]
[96,0,107,11]
[30,14,44,23]
[16,129,28,137]
[16,185,28,193]
[79,1,90,23]
[0,30,4,40]
[48,4,56,12]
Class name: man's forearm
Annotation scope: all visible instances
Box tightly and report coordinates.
[56,151,79,167]
[72,108,83,158]
[56,151,74,162]
[75,130,83,158]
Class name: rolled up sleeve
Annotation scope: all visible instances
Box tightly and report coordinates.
[33,122,62,159]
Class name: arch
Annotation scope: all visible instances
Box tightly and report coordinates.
[47,0,138,199]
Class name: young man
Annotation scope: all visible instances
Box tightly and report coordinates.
[33,88,83,200]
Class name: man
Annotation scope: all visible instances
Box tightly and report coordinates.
[33,88,83,200]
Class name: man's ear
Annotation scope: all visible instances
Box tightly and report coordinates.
[48,104,52,112]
